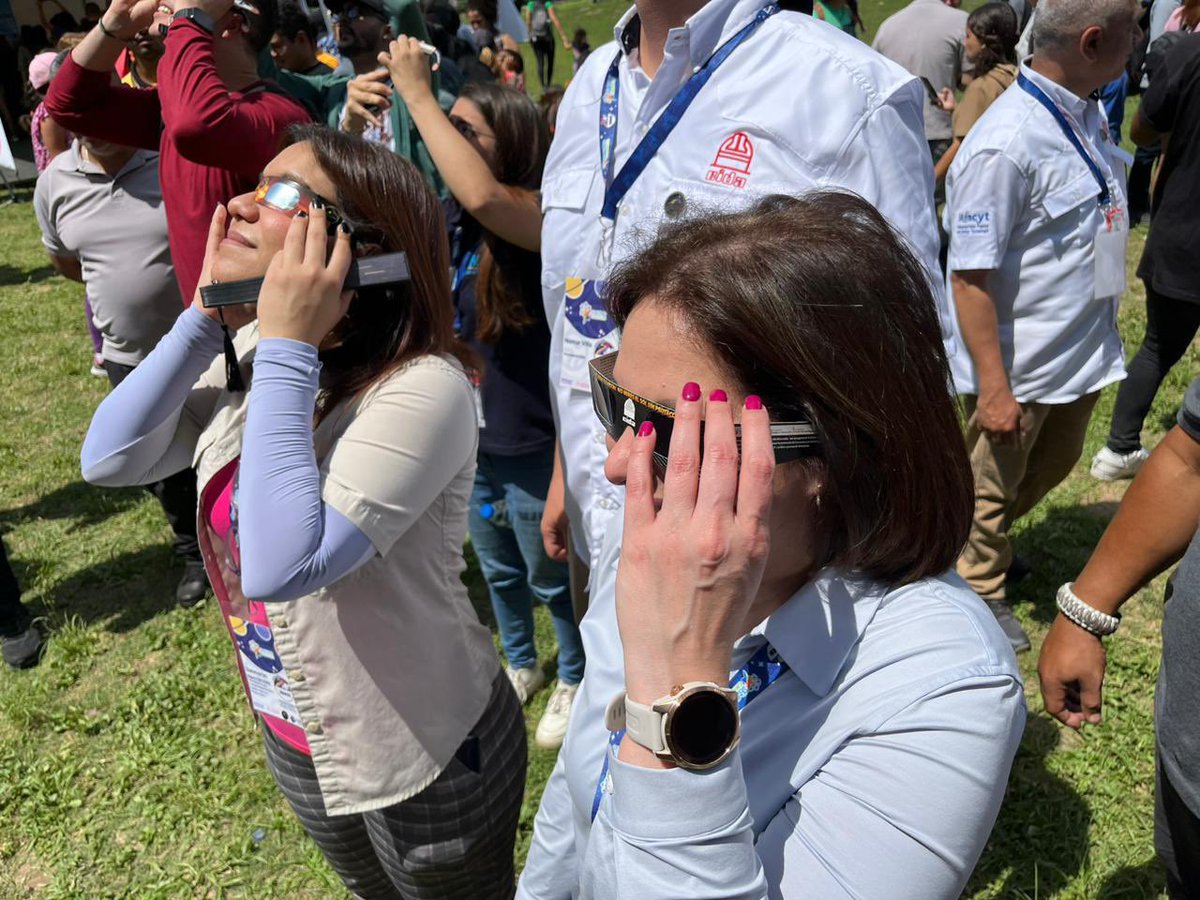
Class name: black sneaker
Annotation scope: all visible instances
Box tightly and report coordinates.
[176,560,210,608]
[987,601,1031,654]
[2,626,45,669]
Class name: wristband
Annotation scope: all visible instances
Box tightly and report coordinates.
[97,17,122,40]
[1056,582,1120,637]
[173,7,216,34]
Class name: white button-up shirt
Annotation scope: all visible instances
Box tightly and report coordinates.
[943,63,1130,404]
[540,0,943,567]
[517,520,1026,899]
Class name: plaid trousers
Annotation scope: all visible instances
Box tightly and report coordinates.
[262,673,527,900]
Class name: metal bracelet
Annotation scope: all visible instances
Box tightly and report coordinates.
[1056,582,1121,637]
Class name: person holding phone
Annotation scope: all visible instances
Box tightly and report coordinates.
[384,39,585,749]
[81,125,526,900]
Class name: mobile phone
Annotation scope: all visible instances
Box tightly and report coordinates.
[919,76,942,108]
[199,252,411,309]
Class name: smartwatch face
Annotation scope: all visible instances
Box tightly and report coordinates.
[668,690,739,769]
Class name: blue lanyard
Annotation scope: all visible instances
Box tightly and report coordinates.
[598,2,780,226]
[1016,71,1111,209]
[590,641,788,822]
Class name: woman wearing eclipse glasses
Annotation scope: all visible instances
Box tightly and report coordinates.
[518,192,1026,899]
[82,125,526,899]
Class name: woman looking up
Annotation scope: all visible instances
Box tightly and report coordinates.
[935,2,1021,185]
[518,192,1025,899]
[383,40,585,749]
[81,125,526,900]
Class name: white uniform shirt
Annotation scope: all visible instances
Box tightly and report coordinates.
[944,63,1130,404]
[540,0,943,567]
[517,519,1025,899]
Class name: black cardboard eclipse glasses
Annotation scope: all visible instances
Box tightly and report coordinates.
[587,351,822,471]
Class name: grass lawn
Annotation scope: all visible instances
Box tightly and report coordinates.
[0,2,1195,895]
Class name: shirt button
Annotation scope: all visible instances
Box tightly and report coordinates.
[291,670,305,683]
[305,720,323,735]
[664,191,687,219]
[274,616,287,629]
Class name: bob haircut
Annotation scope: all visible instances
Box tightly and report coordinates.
[605,191,973,587]
[280,124,469,421]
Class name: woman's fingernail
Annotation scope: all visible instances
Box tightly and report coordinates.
[312,198,323,210]
[682,382,701,402]
[709,389,727,403]
[637,421,653,438]
[340,222,352,235]
[745,395,763,410]
[296,211,308,219]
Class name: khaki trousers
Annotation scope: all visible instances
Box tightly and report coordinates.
[957,392,1099,602]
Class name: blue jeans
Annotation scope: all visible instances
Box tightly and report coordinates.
[469,448,585,685]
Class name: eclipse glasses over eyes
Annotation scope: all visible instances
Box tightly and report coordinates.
[587,351,822,470]
[199,175,411,309]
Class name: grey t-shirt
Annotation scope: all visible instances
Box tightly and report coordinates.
[1156,376,1200,815]
[871,0,968,142]
[34,143,181,367]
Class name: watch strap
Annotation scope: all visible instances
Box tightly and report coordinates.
[623,692,667,754]
[173,7,216,34]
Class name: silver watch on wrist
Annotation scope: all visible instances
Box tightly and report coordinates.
[605,682,740,771]
[1056,582,1121,637]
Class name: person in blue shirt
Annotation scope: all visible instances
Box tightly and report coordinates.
[518,191,1025,899]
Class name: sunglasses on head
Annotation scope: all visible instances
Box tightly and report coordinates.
[588,351,822,471]
[254,175,347,235]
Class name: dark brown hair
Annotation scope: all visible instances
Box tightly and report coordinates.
[605,192,973,586]
[459,82,550,343]
[282,125,470,421]
[967,2,1019,77]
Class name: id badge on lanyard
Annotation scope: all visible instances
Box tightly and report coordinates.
[1094,204,1128,299]
[560,2,781,393]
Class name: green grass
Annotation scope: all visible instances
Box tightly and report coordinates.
[1,3,1195,895]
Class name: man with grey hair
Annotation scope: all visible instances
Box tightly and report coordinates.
[943,0,1143,652]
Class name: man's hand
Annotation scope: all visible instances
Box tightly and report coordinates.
[1038,613,1107,729]
[342,69,392,134]
[977,383,1024,445]
[99,0,160,40]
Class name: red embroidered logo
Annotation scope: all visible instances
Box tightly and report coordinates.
[706,132,754,188]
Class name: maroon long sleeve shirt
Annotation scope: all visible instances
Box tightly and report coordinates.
[46,19,310,304]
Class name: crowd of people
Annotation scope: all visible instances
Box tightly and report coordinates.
[0,0,1197,895]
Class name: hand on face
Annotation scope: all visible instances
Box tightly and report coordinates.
[195,204,258,329]
[256,205,354,347]
[378,36,436,104]
[615,383,776,706]
[102,0,160,40]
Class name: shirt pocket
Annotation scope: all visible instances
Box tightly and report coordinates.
[1039,168,1101,223]
[540,164,598,290]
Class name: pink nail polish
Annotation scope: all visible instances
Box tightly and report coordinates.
[744,395,763,410]
[682,382,701,402]
[709,389,727,402]
[637,421,654,437]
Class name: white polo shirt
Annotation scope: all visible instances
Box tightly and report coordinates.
[944,63,1130,405]
[541,0,943,567]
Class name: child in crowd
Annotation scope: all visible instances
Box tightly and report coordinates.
[494,47,525,92]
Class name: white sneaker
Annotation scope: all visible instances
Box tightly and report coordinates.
[535,681,578,750]
[505,664,545,705]
[1091,446,1150,481]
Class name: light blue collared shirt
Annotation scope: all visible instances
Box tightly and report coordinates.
[517,521,1026,899]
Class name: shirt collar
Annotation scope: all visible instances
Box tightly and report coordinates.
[1019,60,1090,123]
[71,141,157,180]
[613,0,774,73]
[751,569,888,697]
